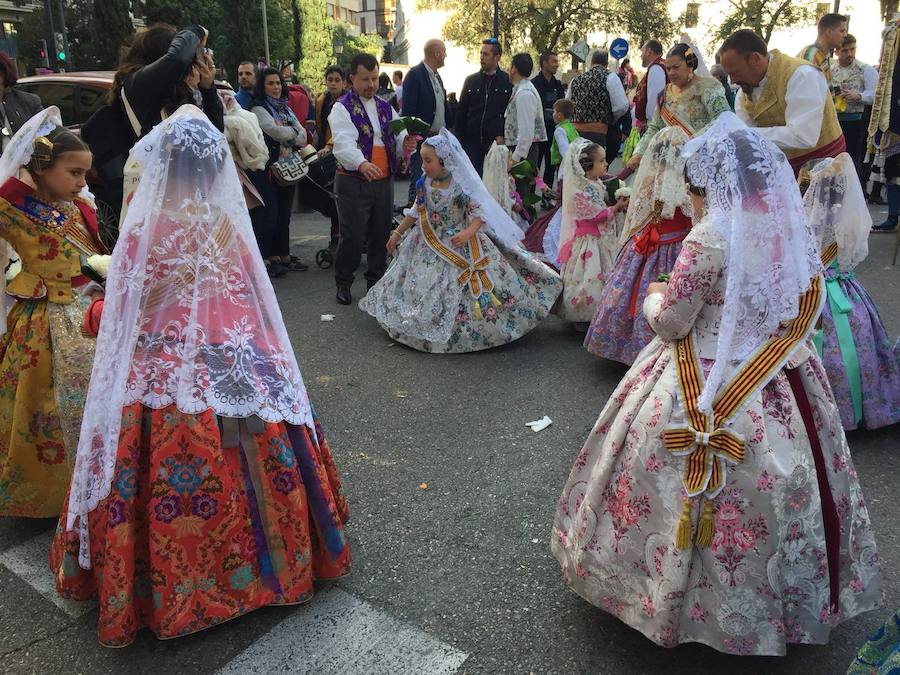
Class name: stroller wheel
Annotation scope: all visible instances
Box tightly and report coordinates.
[315,248,334,269]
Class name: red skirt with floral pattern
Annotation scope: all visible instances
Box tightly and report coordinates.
[50,403,350,647]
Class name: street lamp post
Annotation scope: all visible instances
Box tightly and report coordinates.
[261,0,271,65]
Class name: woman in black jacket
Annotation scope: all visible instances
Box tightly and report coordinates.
[110,23,224,137]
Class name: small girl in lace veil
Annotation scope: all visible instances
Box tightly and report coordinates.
[52,105,351,647]
[483,142,530,231]
[555,139,627,328]
[360,128,561,353]
[804,153,900,430]
[584,126,693,364]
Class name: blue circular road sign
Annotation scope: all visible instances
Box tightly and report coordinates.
[610,37,629,60]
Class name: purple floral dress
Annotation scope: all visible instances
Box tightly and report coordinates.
[552,221,883,656]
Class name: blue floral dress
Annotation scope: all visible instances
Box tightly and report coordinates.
[360,179,561,353]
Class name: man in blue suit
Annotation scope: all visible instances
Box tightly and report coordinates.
[400,39,448,207]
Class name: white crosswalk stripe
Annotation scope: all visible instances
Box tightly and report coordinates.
[0,531,96,618]
[217,586,467,674]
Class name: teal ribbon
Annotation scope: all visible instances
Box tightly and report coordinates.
[824,264,862,425]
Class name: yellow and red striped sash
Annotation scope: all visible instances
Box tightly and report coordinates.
[665,275,825,549]
[821,241,838,268]
[659,104,696,138]
[418,203,493,299]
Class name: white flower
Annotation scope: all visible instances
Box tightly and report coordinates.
[86,254,112,279]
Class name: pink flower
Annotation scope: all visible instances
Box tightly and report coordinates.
[576,563,588,579]
[644,454,662,473]
[757,470,775,491]
[850,577,863,593]
[581,249,593,261]
[732,527,756,551]
[689,603,708,622]
[716,503,740,523]
[640,595,655,617]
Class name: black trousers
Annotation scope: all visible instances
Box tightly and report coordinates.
[249,169,292,260]
[334,173,393,288]
[536,139,555,187]
[464,140,494,176]
[839,117,866,180]
[605,122,622,162]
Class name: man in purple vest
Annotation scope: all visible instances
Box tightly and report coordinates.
[328,53,416,305]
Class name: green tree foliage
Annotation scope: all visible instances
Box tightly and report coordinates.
[332,25,383,70]
[293,0,334,88]
[418,0,675,56]
[14,5,48,74]
[713,0,817,44]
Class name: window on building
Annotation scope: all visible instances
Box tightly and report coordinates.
[2,22,17,38]
[361,16,367,33]
[816,2,830,18]
[684,2,699,28]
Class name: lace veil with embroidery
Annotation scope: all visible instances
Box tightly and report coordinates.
[423,129,524,250]
[558,137,606,264]
[66,105,314,567]
[682,113,822,413]
[803,153,870,272]
[619,125,692,244]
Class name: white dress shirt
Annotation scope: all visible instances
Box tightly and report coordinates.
[424,62,446,133]
[861,64,878,106]
[735,62,829,150]
[646,64,667,121]
[607,71,629,121]
[328,95,408,171]
[511,85,540,161]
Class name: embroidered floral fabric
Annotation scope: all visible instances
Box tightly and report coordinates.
[66,106,314,567]
[552,214,882,655]
[360,179,560,352]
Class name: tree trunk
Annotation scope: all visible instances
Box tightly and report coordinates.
[291,0,302,66]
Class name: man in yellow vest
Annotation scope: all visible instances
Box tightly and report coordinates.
[719,29,845,176]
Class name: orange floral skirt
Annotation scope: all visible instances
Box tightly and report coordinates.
[51,403,350,647]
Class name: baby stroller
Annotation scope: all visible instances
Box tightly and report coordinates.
[295,147,339,269]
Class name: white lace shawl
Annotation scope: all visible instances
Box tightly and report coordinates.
[66,105,314,568]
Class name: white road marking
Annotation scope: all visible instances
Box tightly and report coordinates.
[217,586,467,674]
[0,531,96,618]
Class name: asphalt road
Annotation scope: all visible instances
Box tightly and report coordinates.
[0,189,897,674]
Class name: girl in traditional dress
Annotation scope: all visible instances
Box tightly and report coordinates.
[0,107,105,518]
[556,139,627,327]
[804,153,900,430]
[360,128,561,353]
[483,142,530,231]
[51,106,350,647]
[584,127,693,364]
[625,43,730,172]
[551,114,882,655]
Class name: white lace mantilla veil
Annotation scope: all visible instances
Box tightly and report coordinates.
[0,106,95,333]
[803,153,870,272]
[619,125,692,245]
[66,105,314,568]
[558,137,605,263]
[682,112,822,413]
[680,33,712,79]
[483,142,517,219]
[422,129,525,250]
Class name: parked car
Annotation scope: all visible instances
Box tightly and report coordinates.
[17,72,233,249]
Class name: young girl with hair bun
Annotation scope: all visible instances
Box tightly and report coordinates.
[0,106,105,517]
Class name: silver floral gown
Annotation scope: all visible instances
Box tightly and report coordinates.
[360,179,561,353]
[551,221,882,655]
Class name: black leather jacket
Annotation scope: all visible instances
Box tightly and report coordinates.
[0,88,43,137]
[454,69,511,145]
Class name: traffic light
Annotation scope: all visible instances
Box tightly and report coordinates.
[38,39,49,68]
[54,32,65,62]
